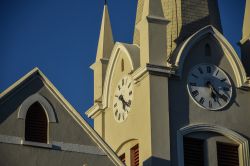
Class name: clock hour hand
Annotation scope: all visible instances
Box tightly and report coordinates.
[118,95,128,110]
[118,95,131,109]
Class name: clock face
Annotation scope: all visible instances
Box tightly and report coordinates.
[113,76,133,123]
[187,64,232,110]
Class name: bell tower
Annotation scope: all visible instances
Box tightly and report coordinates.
[240,0,250,76]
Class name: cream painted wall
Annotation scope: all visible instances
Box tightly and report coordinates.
[96,49,152,166]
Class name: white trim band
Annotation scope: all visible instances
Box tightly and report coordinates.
[0,134,106,156]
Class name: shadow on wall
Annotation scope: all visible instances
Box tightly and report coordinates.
[168,31,243,165]
[175,0,222,45]
[143,156,171,166]
[0,75,44,124]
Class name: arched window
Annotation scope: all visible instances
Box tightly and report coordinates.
[25,102,48,143]
[177,124,249,166]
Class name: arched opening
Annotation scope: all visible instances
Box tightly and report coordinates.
[25,102,48,143]
[177,124,249,166]
[116,139,139,166]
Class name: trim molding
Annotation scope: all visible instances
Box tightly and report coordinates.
[177,124,250,166]
[53,141,105,155]
[239,34,250,45]
[101,43,136,110]
[18,93,57,123]
[86,103,103,118]
[0,134,105,155]
[170,25,247,88]
[146,15,169,25]
[22,140,52,148]
[132,64,174,83]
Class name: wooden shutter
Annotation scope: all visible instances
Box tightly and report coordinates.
[131,144,139,166]
[119,153,126,164]
[217,142,239,166]
[25,102,48,143]
[183,137,204,166]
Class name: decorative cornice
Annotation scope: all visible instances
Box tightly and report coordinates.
[239,35,250,45]
[146,15,169,25]
[90,58,110,70]
[132,63,175,82]
[85,103,103,118]
[240,78,250,91]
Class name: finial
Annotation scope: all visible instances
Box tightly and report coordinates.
[104,0,107,5]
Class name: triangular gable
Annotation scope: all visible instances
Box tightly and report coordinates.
[0,68,124,166]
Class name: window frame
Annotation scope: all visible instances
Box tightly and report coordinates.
[18,93,56,147]
[25,102,48,143]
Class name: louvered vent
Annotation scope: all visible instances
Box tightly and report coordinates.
[25,102,48,143]
[131,144,139,166]
[217,142,239,166]
[119,153,126,164]
[183,137,204,166]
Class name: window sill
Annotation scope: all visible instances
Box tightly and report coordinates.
[21,140,52,149]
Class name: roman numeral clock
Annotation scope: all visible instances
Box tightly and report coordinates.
[113,76,133,123]
[187,64,233,110]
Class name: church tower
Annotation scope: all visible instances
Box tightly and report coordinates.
[240,0,250,76]
[87,1,250,166]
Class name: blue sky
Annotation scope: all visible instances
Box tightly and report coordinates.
[0,0,246,125]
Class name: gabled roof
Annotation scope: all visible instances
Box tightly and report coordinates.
[0,67,124,166]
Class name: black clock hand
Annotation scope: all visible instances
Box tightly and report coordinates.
[207,81,228,102]
[118,95,127,110]
[124,100,131,107]
[211,86,228,102]
[207,81,218,102]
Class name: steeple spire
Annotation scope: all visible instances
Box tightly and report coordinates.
[242,0,250,41]
[95,3,114,61]
[91,3,114,102]
[240,0,250,76]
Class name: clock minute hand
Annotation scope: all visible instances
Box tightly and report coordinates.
[207,82,228,102]
[207,81,218,102]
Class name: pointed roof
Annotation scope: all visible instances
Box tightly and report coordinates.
[0,68,124,166]
[241,0,250,44]
[95,4,114,61]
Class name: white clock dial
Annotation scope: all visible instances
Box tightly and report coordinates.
[113,76,133,123]
[187,64,232,110]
